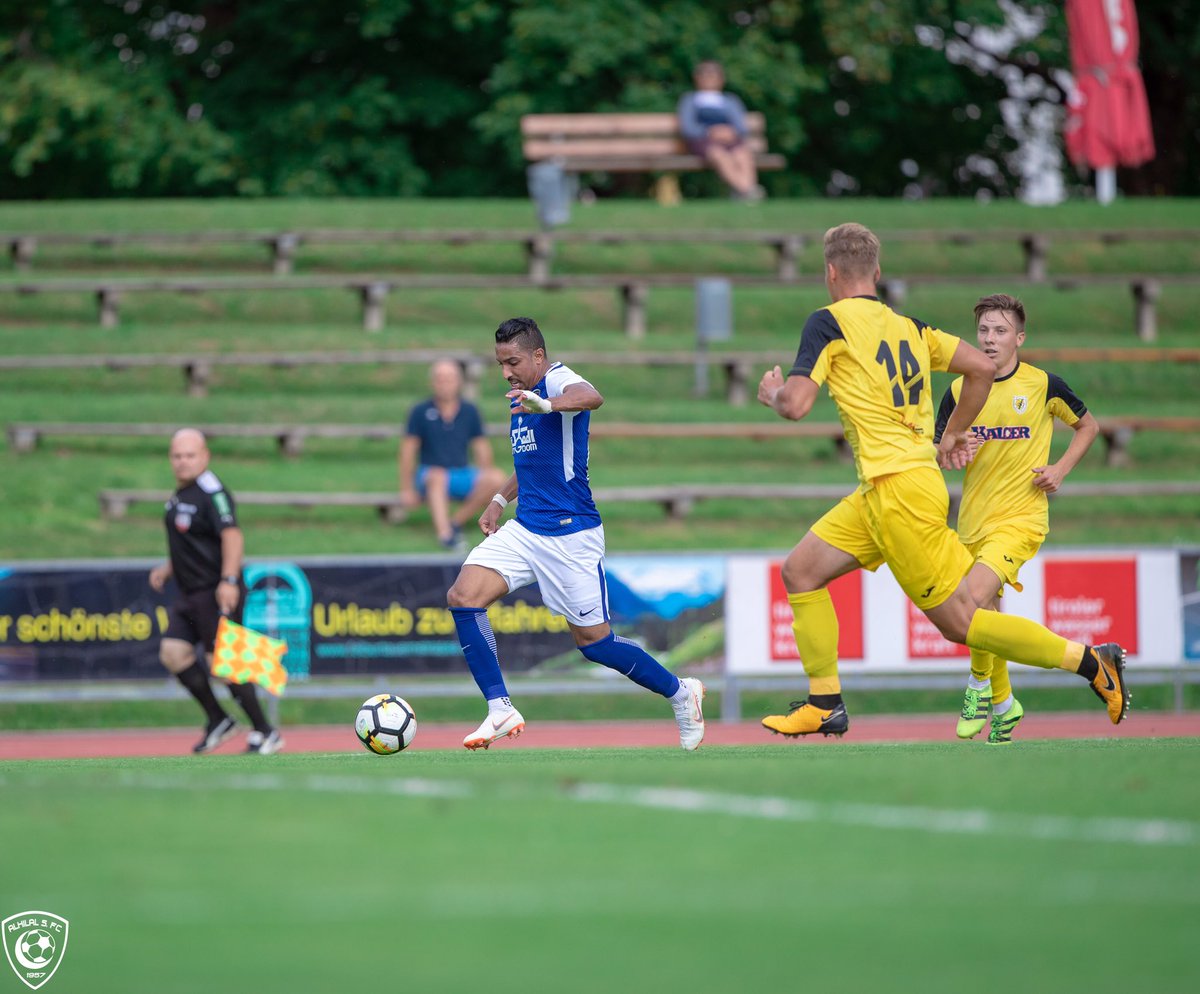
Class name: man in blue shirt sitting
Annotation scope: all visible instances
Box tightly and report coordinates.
[399,359,508,551]
[677,60,763,201]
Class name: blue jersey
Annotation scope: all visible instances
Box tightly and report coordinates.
[510,362,601,536]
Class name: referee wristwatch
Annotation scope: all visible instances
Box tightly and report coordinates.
[221,574,240,585]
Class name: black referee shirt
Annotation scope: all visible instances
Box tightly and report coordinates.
[164,470,239,593]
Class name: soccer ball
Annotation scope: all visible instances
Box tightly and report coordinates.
[21,930,55,966]
[355,694,417,754]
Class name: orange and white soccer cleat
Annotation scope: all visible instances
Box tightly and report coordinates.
[463,708,526,750]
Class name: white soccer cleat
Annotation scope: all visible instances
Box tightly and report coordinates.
[672,677,706,751]
[463,708,526,751]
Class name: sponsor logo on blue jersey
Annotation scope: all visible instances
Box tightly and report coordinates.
[511,423,537,454]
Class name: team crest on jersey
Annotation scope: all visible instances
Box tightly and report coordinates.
[1012,395,1028,414]
[173,501,197,532]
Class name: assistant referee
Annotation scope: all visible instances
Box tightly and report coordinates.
[148,428,282,754]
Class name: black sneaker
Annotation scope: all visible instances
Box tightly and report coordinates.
[193,715,237,754]
[440,525,467,554]
[245,729,284,755]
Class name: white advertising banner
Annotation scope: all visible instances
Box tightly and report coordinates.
[726,548,1184,675]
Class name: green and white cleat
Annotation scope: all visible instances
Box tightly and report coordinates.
[956,684,992,739]
[986,696,1024,745]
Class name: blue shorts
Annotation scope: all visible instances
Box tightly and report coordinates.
[416,465,479,501]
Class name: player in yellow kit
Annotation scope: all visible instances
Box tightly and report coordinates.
[935,294,1100,743]
[757,224,1127,738]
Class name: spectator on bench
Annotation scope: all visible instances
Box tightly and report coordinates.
[399,359,508,552]
[677,60,764,202]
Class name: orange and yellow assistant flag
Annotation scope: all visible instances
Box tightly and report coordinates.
[211,617,289,696]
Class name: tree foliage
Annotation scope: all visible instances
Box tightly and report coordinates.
[0,2,235,196]
[0,0,1192,199]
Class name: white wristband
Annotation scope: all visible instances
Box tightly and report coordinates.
[491,494,508,509]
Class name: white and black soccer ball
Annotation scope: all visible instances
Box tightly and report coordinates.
[355,694,417,755]
[20,930,55,966]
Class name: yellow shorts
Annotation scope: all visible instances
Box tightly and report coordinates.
[964,523,1045,593]
[812,466,972,609]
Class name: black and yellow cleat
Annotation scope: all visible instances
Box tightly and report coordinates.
[762,700,849,738]
[1089,643,1131,724]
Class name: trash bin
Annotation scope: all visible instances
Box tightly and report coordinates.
[694,278,733,395]
[526,159,577,229]
[695,278,733,343]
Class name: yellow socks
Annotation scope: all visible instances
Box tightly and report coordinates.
[969,648,994,683]
[789,589,841,694]
[965,609,1071,671]
[969,647,1014,704]
[989,656,1012,705]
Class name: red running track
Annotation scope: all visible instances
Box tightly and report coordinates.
[1,712,1196,760]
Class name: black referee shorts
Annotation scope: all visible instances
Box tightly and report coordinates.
[164,586,245,652]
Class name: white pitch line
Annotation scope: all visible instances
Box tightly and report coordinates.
[5,771,1195,847]
[108,770,471,799]
[565,783,1200,848]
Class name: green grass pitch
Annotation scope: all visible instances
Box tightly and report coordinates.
[3,740,1198,994]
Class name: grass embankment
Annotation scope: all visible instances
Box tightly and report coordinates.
[1,197,1197,558]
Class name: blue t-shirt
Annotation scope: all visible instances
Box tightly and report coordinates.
[510,362,601,536]
[406,399,485,468]
[676,90,749,142]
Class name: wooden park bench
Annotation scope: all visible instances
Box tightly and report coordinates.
[520,113,786,186]
[1,229,554,277]
[876,228,1200,282]
[95,483,851,524]
[98,479,1200,525]
[0,272,785,338]
[5,226,1196,282]
[1086,416,1200,467]
[11,419,851,459]
[875,272,1200,342]
[4,266,1195,339]
[8,421,415,459]
[21,413,1200,467]
[4,345,1198,404]
[0,347,771,402]
[97,488,413,524]
[0,345,785,403]
[595,415,1200,468]
[0,349,488,400]
[1,227,803,281]
[545,227,1200,282]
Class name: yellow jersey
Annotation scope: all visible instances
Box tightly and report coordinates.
[934,361,1088,543]
[789,295,962,484]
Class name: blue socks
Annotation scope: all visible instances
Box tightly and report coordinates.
[579,632,680,698]
[454,608,679,703]
[451,607,508,701]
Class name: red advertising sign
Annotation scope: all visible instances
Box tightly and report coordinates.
[768,564,863,662]
[1044,559,1139,652]
[907,600,971,659]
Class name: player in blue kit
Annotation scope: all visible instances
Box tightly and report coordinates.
[445,317,706,751]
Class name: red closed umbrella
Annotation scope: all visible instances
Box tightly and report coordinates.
[1064,0,1155,170]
